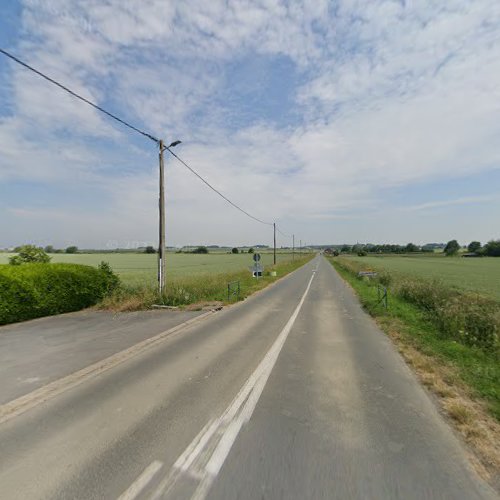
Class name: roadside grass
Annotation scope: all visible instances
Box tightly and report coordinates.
[100,255,314,311]
[329,258,500,483]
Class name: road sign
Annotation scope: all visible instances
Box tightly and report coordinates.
[253,253,261,262]
[252,263,263,277]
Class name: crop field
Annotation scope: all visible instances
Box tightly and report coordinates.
[0,252,301,286]
[344,254,500,300]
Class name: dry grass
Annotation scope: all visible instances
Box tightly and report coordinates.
[382,319,500,486]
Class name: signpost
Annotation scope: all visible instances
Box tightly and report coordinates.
[252,253,262,277]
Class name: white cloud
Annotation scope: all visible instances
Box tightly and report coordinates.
[1,0,499,246]
[406,195,497,212]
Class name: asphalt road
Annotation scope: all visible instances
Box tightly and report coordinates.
[0,255,495,499]
[0,309,205,404]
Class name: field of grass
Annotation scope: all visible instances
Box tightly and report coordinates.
[0,252,305,286]
[343,254,500,300]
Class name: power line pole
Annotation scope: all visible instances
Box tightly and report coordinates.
[157,140,181,296]
[273,222,276,265]
[292,234,295,261]
[158,140,166,295]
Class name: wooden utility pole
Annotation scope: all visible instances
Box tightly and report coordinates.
[273,222,276,265]
[158,140,166,295]
[292,234,295,261]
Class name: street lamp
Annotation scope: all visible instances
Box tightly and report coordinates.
[158,139,181,296]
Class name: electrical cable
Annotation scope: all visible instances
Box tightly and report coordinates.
[1,48,294,235]
[166,147,274,227]
[275,226,291,238]
[0,48,159,143]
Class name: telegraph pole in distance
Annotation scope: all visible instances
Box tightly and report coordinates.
[273,222,276,265]
[300,239,302,255]
[292,234,295,261]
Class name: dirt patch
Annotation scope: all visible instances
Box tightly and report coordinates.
[183,301,224,312]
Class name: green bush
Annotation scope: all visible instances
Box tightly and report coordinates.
[192,246,208,254]
[0,262,120,325]
[9,245,51,265]
[397,278,499,350]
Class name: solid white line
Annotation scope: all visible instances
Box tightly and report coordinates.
[117,460,163,500]
[153,270,316,499]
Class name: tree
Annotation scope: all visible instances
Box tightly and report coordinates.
[444,240,460,256]
[341,245,351,253]
[44,245,54,253]
[9,245,51,265]
[483,240,500,257]
[192,246,208,254]
[231,247,239,254]
[65,246,78,254]
[467,241,481,253]
[405,243,419,253]
[248,248,254,254]
[144,246,156,254]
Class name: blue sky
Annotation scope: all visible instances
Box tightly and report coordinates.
[1,0,499,248]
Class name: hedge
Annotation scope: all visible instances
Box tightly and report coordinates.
[0,262,120,325]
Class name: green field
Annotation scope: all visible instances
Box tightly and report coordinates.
[343,254,500,300]
[0,252,301,286]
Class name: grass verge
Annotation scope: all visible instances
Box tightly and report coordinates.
[100,255,314,312]
[329,258,500,486]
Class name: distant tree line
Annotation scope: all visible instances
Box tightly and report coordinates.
[338,243,435,255]
[336,239,500,257]
[11,245,79,255]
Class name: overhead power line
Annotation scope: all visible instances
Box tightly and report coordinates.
[275,226,291,238]
[0,47,159,143]
[0,47,291,234]
[166,148,274,227]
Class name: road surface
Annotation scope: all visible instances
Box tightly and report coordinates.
[0,255,495,499]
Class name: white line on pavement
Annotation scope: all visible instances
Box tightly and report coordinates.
[0,310,216,426]
[150,270,316,500]
[117,460,163,500]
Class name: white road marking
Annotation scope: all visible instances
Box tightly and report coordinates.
[150,270,316,500]
[117,461,163,500]
[0,310,216,426]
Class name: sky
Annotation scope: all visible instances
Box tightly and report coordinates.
[0,0,499,249]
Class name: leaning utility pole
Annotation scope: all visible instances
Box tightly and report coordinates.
[292,234,295,261]
[158,140,166,295]
[273,222,276,265]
